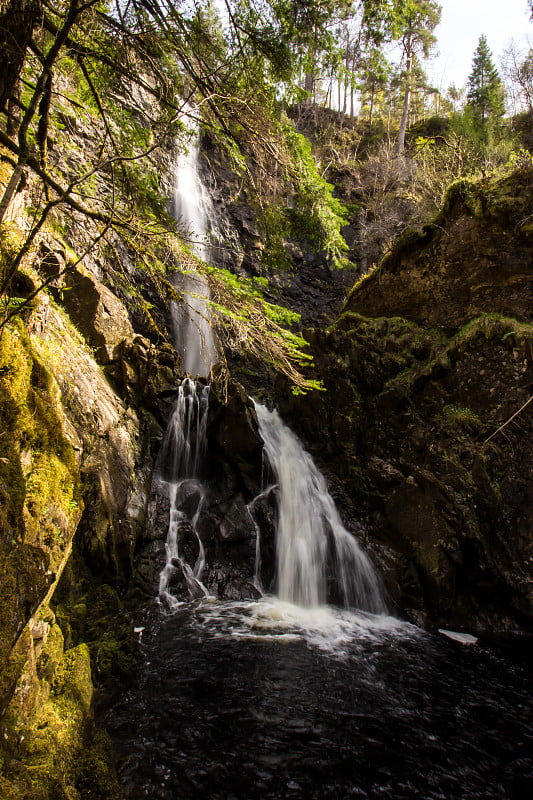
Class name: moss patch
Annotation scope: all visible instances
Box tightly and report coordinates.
[0,629,120,799]
[0,319,82,715]
[286,306,533,628]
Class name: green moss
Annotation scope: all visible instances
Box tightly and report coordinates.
[343,264,379,300]
[1,612,121,799]
[333,310,428,338]
[75,730,122,800]
[0,316,82,732]
[0,321,82,557]
[380,226,432,271]
[432,178,473,225]
[437,404,483,435]
[2,629,94,799]
[437,165,533,223]
[0,223,22,288]
[380,313,533,396]
[452,313,533,350]
[54,582,136,688]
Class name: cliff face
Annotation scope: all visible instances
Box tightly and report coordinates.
[0,232,178,796]
[282,166,533,632]
[345,167,533,328]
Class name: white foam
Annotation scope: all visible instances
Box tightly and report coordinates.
[191,597,418,656]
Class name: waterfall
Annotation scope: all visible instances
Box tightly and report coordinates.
[157,108,216,602]
[157,378,210,607]
[156,392,387,613]
[156,377,209,481]
[254,402,387,614]
[170,109,217,378]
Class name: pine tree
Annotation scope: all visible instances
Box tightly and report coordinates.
[466,34,506,126]
[395,0,442,154]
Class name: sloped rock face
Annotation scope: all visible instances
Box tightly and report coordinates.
[281,168,533,631]
[0,231,187,795]
[344,167,533,328]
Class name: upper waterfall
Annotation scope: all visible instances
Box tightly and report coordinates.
[170,108,218,378]
[254,402,387,614]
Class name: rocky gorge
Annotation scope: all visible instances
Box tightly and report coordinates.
[0,99,532,798]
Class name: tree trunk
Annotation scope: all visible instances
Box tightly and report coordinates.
[0,0,83,224]
[0,162,24,223]
[324,78,332,109]
[396,41,413,155]
[0,0,42,114]
[304,71,314,96]
[343,43,350,116]
[349,51,356,121]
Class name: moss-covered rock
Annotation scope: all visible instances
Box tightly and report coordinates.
[0,610,121,800]
[0,320,82,716]
[0,267,154,796]
[345,166,533,328]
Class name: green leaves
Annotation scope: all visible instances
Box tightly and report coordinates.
[202,260,321,392]
[257,116,349,270]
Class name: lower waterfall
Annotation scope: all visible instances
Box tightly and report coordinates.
[155,382,386,615]
[254,402,386,613]
[156,378,210,608]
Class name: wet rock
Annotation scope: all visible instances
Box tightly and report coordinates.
[208,365,263,490]
[145,488,171,541]
[40,256,136,364]
[285,305,533,630]
[203,565,261,601]
[131,540,166,597]
[366,457,405,488]
[218,496,256,543]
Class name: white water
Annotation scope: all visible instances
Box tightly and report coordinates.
[254,402,387,615]
[158,118,388,633]
[157,378,210,608]
[170,110,217,378]
[188,597,413,657]
[156,390,388,640]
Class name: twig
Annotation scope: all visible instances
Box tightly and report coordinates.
[483,395,533,444]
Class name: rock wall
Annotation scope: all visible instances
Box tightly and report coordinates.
[0,222,185,795]
[281,167,533,632]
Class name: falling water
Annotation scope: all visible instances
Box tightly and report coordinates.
[170,109,217,378]
[254,402,387,614]
[157,378,210,607]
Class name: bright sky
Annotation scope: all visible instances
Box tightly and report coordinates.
[426,0,533,91]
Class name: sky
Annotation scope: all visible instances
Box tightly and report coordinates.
[426,0,533,91]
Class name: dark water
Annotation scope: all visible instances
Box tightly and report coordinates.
[106,600,532,800]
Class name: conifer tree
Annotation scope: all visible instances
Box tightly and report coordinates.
[466,34,506,126]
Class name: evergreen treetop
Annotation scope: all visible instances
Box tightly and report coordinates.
[466,34,506,125]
